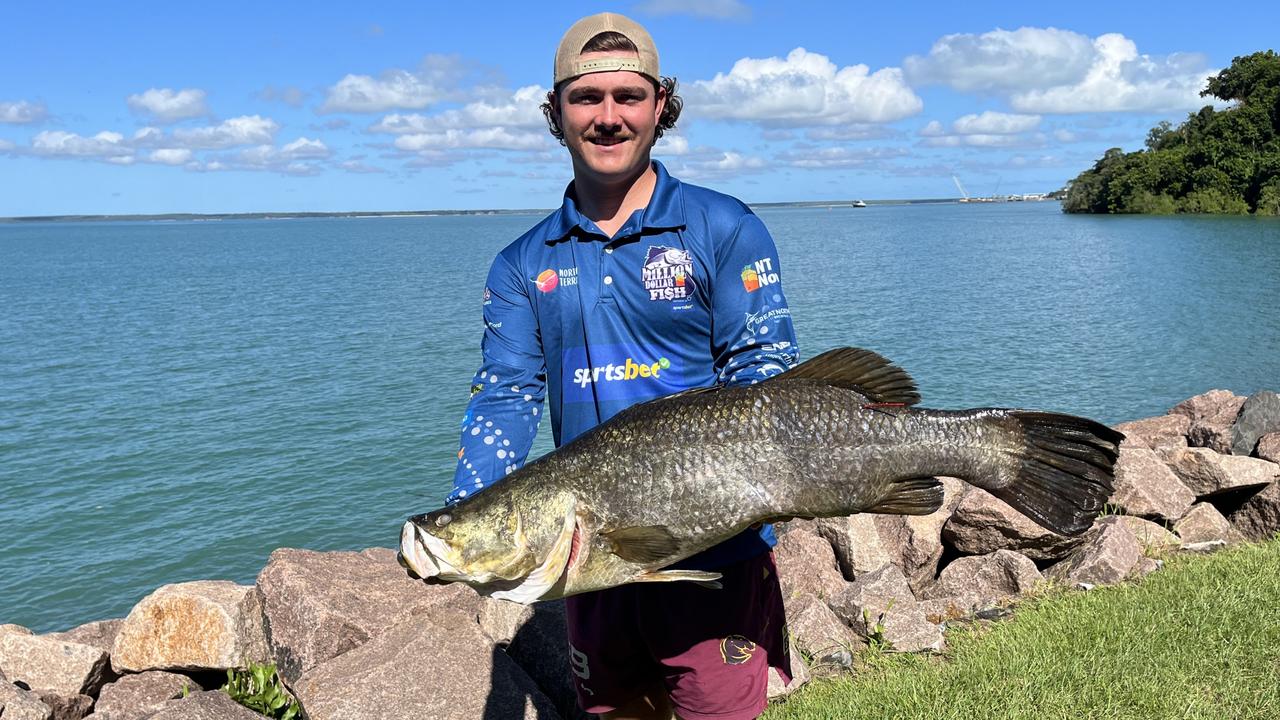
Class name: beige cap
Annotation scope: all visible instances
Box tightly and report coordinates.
[553,12,660,87]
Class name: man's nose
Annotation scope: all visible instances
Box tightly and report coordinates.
[595,97,622,130]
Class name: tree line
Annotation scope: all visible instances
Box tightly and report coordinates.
[1063,50,1280,215]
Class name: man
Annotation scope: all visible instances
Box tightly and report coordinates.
[449,13,799,720]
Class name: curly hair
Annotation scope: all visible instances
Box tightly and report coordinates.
[540,31,683,146]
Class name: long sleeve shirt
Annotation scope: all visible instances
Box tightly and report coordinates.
[449,161,799,570]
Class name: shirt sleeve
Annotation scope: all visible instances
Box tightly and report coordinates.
[710,212,800,386]
[448,253,546,505]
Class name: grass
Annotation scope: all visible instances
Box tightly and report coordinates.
[764,537,1280,720]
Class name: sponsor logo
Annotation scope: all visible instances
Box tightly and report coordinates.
[572,357,670,388]
[558,267,579,286]
[741,257,779,293]
[482,287,491,304]
[642,245,695,302]
[745,305,792,335]
[470,383,484,397]
[534,269,559,293]
[720,635,758,665]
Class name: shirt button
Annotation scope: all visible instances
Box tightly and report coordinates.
[604,276,614,285]
[605,247,613,254]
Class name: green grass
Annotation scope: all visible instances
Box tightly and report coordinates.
[765,537,1280,720]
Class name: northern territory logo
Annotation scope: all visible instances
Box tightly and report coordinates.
[741,257,779,293]
[641,246,694,302]
[532,269,559,293]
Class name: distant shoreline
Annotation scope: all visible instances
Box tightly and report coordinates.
[0,197,1010,224]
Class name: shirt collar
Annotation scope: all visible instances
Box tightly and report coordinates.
[544,160,686,243]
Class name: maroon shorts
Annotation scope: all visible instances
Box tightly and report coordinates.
[564,551,790,720]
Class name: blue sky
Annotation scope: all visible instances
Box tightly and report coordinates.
[2,1,1276,216]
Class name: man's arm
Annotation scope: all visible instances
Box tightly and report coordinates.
[710,212,800,386]
[448,253,546,504]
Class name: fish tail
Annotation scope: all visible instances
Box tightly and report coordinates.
[987,411,1124,536]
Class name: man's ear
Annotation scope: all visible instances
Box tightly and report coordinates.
[547,90,561,122]
[654,85,667,124]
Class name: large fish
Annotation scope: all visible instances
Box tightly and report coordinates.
[399,348,1123,603]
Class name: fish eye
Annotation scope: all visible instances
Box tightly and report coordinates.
[435,513,452,528]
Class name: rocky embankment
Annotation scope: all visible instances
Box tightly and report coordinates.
[3,390,1279,720]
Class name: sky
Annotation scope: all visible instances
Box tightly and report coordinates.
[2,1,1276,216]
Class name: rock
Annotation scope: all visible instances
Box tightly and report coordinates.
[783,593,863,663]
[766,637,809,699]
[0,633,111,696]
[1229,482,1280,541]
[1173,390,1246,454]
[942,487,1083,561]
[47,620,123,656]
[1117,516,1181,555]
[1131,557,1163,578]
[916,597,976,625]
[137,690,270,720]
[293,606,558,720]
[0,681,53,720]
[35,690,92,720]
[828,565,944,653]
[254,547,481,685]
[112,581,257,673]
[1258,433,1280,463]
[94,671,203,720]
[1,625,35,636]
[1114,415,1190,451]
[1232,391,1280,456]
[921,550,1043,610]
[1163,448,1278,496]
[477,598,535,647]
[1046,517,1142,587]
[1174,503,1246,545]
[503,600,589,720]
[816,514,887,579]
[773,526,848,601]
[1182,540,1228,554]
[1110,448,1195,521]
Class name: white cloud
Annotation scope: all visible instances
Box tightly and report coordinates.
[172,115,279,149]
[666,150,766,180]
[32,130,132,159]
[654,134,690,156]
[805,124,897,141]
[126,88,209,122]
[0,138,15,151]
[919,134,1043,148]
[635,0,750,20]
[917,112,1044,148]
[370,85,547,134]
[953,111,1041,135]
[322,69,440,113]
[280,137,331,159]
[1,100,48,124]
[688,48,923,126]
[904,27,1095,92]
[393,128,547,152]
[1011,35,1218,113]
[339,159,384,174]
[260,85,307,107]
[776,146,909,169]
[147,148,193,165]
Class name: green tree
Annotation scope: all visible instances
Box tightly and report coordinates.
[1202,50,1280,103]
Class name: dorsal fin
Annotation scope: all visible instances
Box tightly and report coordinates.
[766,347,921,406]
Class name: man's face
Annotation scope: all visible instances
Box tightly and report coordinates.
[553,52,667,186]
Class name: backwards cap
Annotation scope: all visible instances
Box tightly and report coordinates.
[553,12,660,87]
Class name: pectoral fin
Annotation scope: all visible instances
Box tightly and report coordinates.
[634,569,723,589]
[601,525,680,564]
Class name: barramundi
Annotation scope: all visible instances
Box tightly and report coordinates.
[399,347,1123,603]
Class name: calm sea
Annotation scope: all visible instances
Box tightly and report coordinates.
[3,202,1279,632]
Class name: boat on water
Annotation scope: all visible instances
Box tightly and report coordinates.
[851,199,867,208]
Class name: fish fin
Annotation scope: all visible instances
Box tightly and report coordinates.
[864,477,945,514]
[634,569,723,589]
[601,525,680,564]
[988,411,1123,536]
[768,347,921,406]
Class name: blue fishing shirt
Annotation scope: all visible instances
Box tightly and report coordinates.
[449,161,800,570]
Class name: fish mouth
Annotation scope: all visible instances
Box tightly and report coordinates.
[398,520,462,580]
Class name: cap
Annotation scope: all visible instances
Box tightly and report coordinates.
[553,12,660,87]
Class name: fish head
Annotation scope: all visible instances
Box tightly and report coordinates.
[399,487,580,603]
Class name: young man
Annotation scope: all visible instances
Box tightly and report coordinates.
[449,13,799,720]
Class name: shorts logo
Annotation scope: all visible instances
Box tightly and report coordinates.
[534,269,559,293]
[642,245,695,302]
[568,642,590,679]
[741,257,778,293]
[720,635,758,665]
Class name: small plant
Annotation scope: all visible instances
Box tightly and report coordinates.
[221,662,300,720]
[862,599,895,652]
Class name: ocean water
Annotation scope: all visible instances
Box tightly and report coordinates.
[3,202,1278,632]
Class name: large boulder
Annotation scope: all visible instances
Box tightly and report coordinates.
[828,565,943,653]
[0,633,111,697]
[0,681,53,720]
[1229,482,1280,541]
[816,514,888,579]
[1114,415,1190,451]
[47,620,123,657]
[1163,448,1278,497]
[34,690,92,720]
[1046,517,1142,587]
[1172,390,1246,454]
[1258,433,1280,463]
[920,550,1043,610]
[1232,391,1280,456]
[112,581,258,673]
[782,592,863,664]
[1174,503,1245,545]
[254,547,480,685]
[773,525,847,602]
[942,487,1082,561]
[94,671,203,720]
[137,690,271,720]
[293,606,558,720]
[1116,516,1181,555]
[767,637,809,700]
[1110,448,1195,521]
